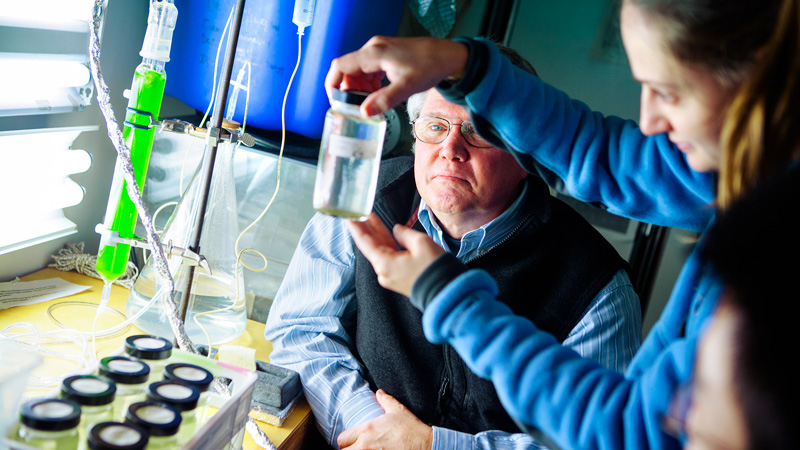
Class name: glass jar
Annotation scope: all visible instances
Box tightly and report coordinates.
[124,402,181,450]
[86,421,148,450]
[163,363,213,425]
[145,380,200,445]
[313,89,387,221]
[16,398,81,450]
[60,375,116,449]
[98,356,151,422]
[123,335,172,383]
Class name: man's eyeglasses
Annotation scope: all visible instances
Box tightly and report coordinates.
[411,116,494,148]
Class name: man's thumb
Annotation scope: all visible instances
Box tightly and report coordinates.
[375,389,404,413]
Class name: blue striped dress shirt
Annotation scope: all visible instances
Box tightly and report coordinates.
[265,182,641,450]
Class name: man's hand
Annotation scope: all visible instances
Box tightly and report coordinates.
[325,36,469,117]
[337,389,433,450]
[346,213,445,297]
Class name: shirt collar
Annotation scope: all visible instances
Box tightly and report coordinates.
[417,180,531,260]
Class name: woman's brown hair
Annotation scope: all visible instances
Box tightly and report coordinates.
[719,0,800,208]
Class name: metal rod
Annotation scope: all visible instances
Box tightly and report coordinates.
[178,0,247,330]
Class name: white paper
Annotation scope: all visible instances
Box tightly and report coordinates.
[0,278,90,311]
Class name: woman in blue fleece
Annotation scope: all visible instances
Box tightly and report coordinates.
[330,0,800,449]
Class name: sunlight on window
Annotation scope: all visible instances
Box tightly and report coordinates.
[0,127,96,254]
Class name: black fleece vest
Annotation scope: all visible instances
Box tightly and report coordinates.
[352,156,627,435]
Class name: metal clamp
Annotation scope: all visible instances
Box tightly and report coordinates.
[123,108,255,148]
[158,118,255,147]
[94,224,211,274]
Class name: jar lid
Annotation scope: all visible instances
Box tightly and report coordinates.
[124,335,173,361]
[19,398,81,431]
[88,421,149,450]
[61,375,116,406]
[99,356,151,385]
[164,363,213,392]
[145,381,200,412]
[331,88,369,106]
[124,401,181,436]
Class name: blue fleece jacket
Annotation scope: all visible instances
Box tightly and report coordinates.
[417,37,724,450]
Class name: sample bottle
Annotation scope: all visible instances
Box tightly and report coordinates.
[60,375,117,449]
[97,356,151,422]
[125,139,246,345]
[313,89,387,221]
[123,335,172,383]
[16,398,81,450]
[124,401,182,450]
[163,363,214,424]
[86,421,148,450]
[145,380,201,445]
[96,0,178,282]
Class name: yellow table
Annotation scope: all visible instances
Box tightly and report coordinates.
[0,268,312,450]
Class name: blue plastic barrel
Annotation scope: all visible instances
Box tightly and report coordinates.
[165,0,406,139]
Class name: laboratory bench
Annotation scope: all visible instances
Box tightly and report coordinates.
[0,268,314,450]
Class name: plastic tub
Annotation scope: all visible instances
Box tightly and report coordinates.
[165,0,405,138]
[0,340,42,446]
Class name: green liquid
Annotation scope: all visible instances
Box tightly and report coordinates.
[96,64,166,281]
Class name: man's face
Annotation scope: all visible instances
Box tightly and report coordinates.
[685,300,748,450]
[414,90,528,235]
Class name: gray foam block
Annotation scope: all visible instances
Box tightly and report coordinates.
[252,361,302,409]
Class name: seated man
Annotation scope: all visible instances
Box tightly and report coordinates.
[265,48,641,450]
[667,166,799,450]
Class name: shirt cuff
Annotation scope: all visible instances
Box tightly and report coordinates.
[410,253,469,311]
[432,426,475,450]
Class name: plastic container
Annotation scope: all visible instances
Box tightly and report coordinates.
[163,363,214,425]
[123,335,173,383]
[15,398,82,450]
[313,89,386,220]
[98,356,151,423]
[0,340,42,441]
[124,401,182,449]
[164,0,405,138]
[59,375,117,448]
[145,381,201,445]
[87,421,149,450]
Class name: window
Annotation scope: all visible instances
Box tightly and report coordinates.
[0,127,95,254]
[0,0,99,254]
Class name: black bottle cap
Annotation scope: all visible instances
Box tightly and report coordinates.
[124,401,181,437]
[164,363,213,393]
[331,88,369,106]
[61,375,116,406]
[19,398,81,431]
[124,335,173,361]
[99,356,150,385]
[87,421,149,450]
[145,381,200,412]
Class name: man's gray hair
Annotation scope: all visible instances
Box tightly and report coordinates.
[406,41,538,124]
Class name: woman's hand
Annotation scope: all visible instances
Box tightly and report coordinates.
[325,36,469,117]
[346,213,445,297]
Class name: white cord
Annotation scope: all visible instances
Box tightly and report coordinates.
[192,29,304,356]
